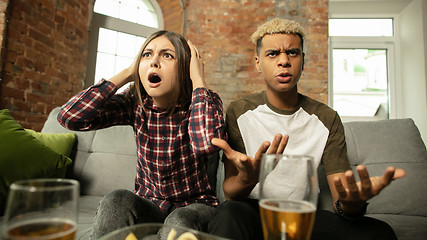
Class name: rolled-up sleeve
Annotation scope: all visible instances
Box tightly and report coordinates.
[188,88,226,155]
[57,79,133,131]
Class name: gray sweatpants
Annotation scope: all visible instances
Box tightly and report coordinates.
[89,189,215,240]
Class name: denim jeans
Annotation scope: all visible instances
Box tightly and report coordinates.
[89,189,215,240]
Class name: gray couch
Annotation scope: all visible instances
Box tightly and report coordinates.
[12,108,427,239]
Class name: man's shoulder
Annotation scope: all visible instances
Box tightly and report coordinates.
[299,94,336,115]
[299,94,343,133]
[227,91,265,115]
[230,91,264,104]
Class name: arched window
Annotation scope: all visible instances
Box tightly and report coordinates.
[86,0,163,90]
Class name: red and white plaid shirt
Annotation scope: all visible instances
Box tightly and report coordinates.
[58,80,225,213]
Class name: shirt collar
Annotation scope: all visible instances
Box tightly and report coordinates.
[142,95,183,113]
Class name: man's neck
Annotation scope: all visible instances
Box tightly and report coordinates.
[266,88,299,111]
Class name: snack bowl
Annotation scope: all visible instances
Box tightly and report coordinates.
[98,223,230,240]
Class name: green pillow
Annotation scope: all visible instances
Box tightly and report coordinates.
[0,109,74,215]
[25,129,75,157]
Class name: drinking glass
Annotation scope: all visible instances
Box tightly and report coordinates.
[2,178,80,240]
[258,154,318,240]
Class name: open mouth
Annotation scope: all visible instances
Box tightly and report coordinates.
[278,72,292,78]
[277,72,292,82]
[148,73,162,83]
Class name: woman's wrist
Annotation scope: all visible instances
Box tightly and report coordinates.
[192,78,207,90]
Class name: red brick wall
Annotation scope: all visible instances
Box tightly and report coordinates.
[0,0,92,130]
[0,0,328,130]
[0,0,8,79]
[158,0,184,34]
[184,0,329,108]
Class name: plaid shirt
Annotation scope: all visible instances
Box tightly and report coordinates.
[58,80,225,213]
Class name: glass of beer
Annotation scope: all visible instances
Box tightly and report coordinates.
[258,155,318,240]
[2,178,79,240]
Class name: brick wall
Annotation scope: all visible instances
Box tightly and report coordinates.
[0,0,328,130]
[0,0,8,77]
[158,0,184,34]
[0,0,92,130]
[184,0,329,108]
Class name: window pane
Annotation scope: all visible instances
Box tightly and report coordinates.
[119,4,138,23]
[136,36,146,52]
[140,0,155,11]
[332,49,389,117]
[115,56,133,75]
[97,28,117,54]
[138,11,158,28]
[94,0,158,28]
[95,52,115,82]
[117,32,138,58]
[94,29,143,84]
[94,0,119,18]
[329,19,393,37]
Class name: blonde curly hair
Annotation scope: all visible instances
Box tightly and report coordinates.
[251,18,305,55]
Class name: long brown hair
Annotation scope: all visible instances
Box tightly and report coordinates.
[127,30,193,115]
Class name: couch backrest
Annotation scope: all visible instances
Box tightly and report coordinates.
[42,108,136,196]
[43,108,427,216]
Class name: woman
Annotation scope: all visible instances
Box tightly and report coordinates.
[58,31,226,239]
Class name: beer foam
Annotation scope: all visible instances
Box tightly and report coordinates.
[260,199,316,213]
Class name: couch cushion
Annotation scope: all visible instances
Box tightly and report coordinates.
[0,109,72,215]
[42,107,138,196]
[366,214,427,240]
[76,125,137,195]
[25,129,76,157]
[41,108,97,180]
[343,118,427,216]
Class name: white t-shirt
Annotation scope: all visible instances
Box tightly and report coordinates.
[225,91,350,199]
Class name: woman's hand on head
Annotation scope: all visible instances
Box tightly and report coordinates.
[108,64,135,89]
[187,40,206,90]
[108,54,139,89]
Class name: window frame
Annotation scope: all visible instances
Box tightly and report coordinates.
[328,14,401,121]
[85,0,164,88]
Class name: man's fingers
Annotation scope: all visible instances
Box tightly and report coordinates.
[254,141,271,160]
[266,134,288,155]
[391,167,406,180]
[345,170,359,199]
[212,138,250,169]
[334,177,347,198]
[211,138,232,155]
[357,165,371,198]
[372,167,396,192]
[276,134,289,154]
[267,134,282,154]
[382,167,395,183]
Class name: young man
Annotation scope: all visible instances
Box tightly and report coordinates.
[208,18,406,240]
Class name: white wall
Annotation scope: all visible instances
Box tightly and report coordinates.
[398,0,427,143]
